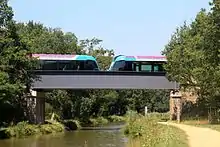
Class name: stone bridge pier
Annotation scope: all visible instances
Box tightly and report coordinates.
[26,89,45,124]
[169,90,182,123]
[25,89,182,124]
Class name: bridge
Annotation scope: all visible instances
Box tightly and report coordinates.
[29,70,182,125]
[32,70,179,90]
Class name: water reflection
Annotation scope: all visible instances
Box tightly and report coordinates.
[0,125,137,147]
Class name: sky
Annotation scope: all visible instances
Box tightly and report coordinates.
[9,0,210,56]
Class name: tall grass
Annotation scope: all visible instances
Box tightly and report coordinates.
[123,111,189,147]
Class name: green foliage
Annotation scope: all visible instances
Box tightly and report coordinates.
[16,21,81,54]
[0,0,37,124]
[146,112,170,122]
[107,115,125,122]
[124,116,189,147]
[162,0,220,112]
[88,117,109,126]
[1,121,64,139]
[40,122,64,134]
[0,0,13,27]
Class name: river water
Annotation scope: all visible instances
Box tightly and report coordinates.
[0,123,138,147]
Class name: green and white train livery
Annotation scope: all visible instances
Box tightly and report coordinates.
[32,54,99,70]
[109,55,166,72]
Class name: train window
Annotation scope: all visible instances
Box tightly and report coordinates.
[141,64,152,72]
[153,65,159,72]
[154,64,165,72]
[124,61,133,71]
[132,62,140,71]
[41,60,58,70]
[58,60,76,70]
[112,61,125,71]
[39,60,98,71]
[84,60,98,70]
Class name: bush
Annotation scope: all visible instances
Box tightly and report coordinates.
[108,115,126,122]
[63,120,81,130]
[146,112,170,122]
[89,117,109,126]
[5,121,40,138]
[40,122,64,134]
[1,121,64,139]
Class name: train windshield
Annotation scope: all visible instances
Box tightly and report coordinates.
[110,61,125,71]
[39,60,99,70]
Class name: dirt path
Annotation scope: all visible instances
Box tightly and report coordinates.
[159,122,220,147]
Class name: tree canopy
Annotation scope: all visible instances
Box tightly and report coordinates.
[162,0,220,109]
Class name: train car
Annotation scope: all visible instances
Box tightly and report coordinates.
[108,55,166,72]
[32,54,99,70]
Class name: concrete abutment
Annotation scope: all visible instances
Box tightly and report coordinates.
[26,89,182,124]
[26,89,45,124]
[169,90,182,123]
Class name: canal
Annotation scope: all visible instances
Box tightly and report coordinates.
[0,123,139,147]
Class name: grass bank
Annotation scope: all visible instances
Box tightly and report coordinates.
[0,115,125,139]
[123,112,189,147]
[0,121,64,139]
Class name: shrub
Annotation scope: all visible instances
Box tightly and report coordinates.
[5,121,40,138]
[108,115,125,122]
[40,122,64,134]
[146,112,170,121]
[1,121,64,139]
[89,117,109,126]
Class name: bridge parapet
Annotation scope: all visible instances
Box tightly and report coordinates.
[32,70,179,90]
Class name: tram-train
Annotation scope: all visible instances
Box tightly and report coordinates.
[31,54,166,72]
[32,54,99,71]
[108,55,166,72]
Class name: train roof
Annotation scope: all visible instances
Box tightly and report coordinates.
[31,54,97,61]
[113,55,167,62]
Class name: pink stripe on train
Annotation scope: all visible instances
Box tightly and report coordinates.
[32,54,77,60]
[136,56,166,59]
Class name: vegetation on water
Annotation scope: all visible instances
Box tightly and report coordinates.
[124,112,189,147]
[0,121,64,139]
[0,115,125,139]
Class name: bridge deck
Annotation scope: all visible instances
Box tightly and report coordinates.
[32,70,179,90]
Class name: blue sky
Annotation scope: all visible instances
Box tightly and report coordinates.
[9,0,210,55]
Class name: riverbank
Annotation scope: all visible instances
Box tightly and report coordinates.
[123,112,189,147]
[0,115,126,139]
[0,121,64,139]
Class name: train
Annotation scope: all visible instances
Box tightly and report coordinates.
[31,54,166,72]
[32,54,99,71]
[108,55,166,72]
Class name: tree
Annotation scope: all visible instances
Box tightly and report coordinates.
[0,0,37,124]
[162,0,220,113]
[16,21,82,54]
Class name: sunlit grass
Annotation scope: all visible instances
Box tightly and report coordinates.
[124,112,189,147]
